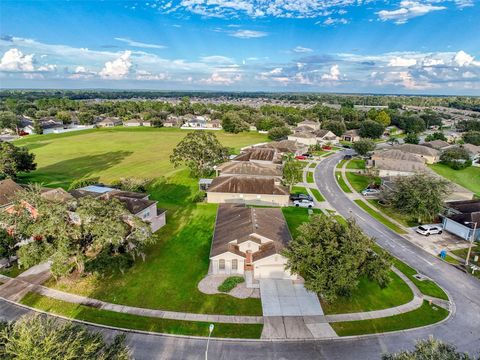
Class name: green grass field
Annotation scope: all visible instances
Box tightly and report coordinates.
[282,207,322,239]
[16,127,268,188]
[310,188,325,202]
[430,163,480,197]
[346,159,366,170]
[306,171,315,183]
[345,172,371,192]
[354,200,407,234]
[20,292,263,339]
[321,270,413,315]
[335,172,352,193]
[368,200,419,228]
[331,301,449,336]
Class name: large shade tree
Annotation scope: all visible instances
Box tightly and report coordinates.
[282,155,303,191]
[283,215,391,302]
[0,314,130,360]
[382,337,474,360]
[170,131,229,177]
[0,142,36,179]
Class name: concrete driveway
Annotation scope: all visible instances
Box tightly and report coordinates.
[259,279,324,316]
[404,228,470,257]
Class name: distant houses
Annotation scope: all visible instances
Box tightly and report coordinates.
[341,129,361,143]
[181,116,222,130]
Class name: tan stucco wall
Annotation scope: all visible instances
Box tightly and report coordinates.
[207,192,289,207]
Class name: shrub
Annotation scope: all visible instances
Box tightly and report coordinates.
[268,126,292,140]
[440,147,472,170]
[110,177,152,192]
[67,177,100,191]
[218,276,245,293]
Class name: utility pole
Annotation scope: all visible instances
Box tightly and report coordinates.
[464,221,478,267]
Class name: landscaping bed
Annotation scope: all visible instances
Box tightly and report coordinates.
[20,292,263,339]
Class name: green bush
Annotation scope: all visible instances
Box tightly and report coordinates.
[67,177,99,191]
[218,276,245,293]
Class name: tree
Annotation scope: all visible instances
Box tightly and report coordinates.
[359,120,385,139]
[403,116,426,134]
[282,156,303,191]
[33,119,43,135]
[0,142,36,179]
[283,215,391,302]
[0,314,130,360]
[221,111,249,133]
[0,229,16,267]
[0,111,18,130]
[268,126,291,141]
[323,121,346,136]
[440,146,472,170]
[463,131,480,146]
[170,131,229,177]
[404,132,420,144]
[381,175,450,223]
[56,111,72,125]
[374,110,391,127]
[78,111,95,125]
[382,337,474,360]
[352,139,376,156]
[425,132,447,142]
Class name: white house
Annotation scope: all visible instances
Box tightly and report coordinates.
[288,132,318,146]
[209,204,297,287]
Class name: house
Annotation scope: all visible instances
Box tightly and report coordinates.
[297,120,320,131]
[392,144,441,164]
[287,131,318,146]
[206,176,289,207]
[181,116,222,130]
[20,117,65,135]
[69,185,166,232]
[292,126,312,133]
[123,119,143,127]
[342,129,361,142]
[253,140,308,156]
[97,117,122,128]
[232,148,282,164]
[163,116,183,127]
[442,200,480,241]
[369,149,427,177]
[205,119,222,129]
[209,204,297,286]
[0,179,23,209]
[216,161,283,179]
[314,129,338,144]
[463,143,480,166]
[423,140,452,151]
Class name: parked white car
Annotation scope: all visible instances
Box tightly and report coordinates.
[415,225,443,236]
[361,188,380,197]
[293,199,315,208]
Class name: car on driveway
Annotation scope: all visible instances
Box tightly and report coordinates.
[290,193,313,202]
[415,225,443,236]
[293,199,315,208]
[361,188,380,197]
[295,155,308,160]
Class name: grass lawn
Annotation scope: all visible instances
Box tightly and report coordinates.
[354,200,407,234]
[430,164,480,197]
[346,159,366,170]
[306,172,315,183]
[321,271,413,315]
[282,207,322,238]
[16,127,268,188]
[0,265,26,278]
[335,172,352,193]
[291,186,308,195]
[368,200,419,228]
[20,292,263,339]
[345,172,372,193]
[336,159,347,169]
[331,301,449,336]
[310,189,325,202]
[308,162,318,169]
[452,245,480,264]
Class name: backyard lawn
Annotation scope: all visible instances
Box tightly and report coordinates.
[345,172,376,193]
[430,164,480,197]
[282,207,322,238]
[346,159,366,170]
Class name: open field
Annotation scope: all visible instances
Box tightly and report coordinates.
[16,127,268,188]
[430,163,480,197]
[20,292,263,339]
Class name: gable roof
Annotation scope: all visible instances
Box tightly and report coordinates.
[210,204,292,258]
[424,140,450,150]
[0,179,23,207]
[258,140,307,154]
[314,129,336,138]
[344,129,360,137]
[372,149,426,163]
[217,161,283,177]
[289,131,316,139]
[463,143,480,155]
[233,148,277,162]
[207,176,289,195]
[393,144,440,157]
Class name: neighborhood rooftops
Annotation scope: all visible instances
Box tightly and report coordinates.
[233,148,278,162]
[445,200,480,229]
[207,176,289,195]
[392,144,440,158]
[0,179,23,207]
[210,203,292,259]
[216,161,283,178]
[423,140,451,150]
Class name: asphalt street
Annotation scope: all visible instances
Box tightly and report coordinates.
[1,151,479,359]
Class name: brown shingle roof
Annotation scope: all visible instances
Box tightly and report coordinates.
[258,140,307,154]
[233,148,277,162]
[217,161,283,177]
[392,144,440,157]
[207,176,289,195]
[372,149,426,163]
[210,204,292,259]
[289,131,317,139]
[424,140,450,150]
[0,179,23,207]
[40,188,75,203]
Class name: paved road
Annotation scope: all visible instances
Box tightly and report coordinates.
[1,150,479,359]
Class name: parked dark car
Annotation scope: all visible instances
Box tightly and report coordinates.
[343,154,353,160]
[290,193,313,202]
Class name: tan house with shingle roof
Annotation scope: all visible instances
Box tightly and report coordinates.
[209,204,296,283]
[206,176,289,206]
[232,148,282,164]
[216,161,283,179]
[392,144,441,164]
[369,149,427,177]
[287,131,318,146]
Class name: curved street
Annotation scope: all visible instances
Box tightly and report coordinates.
[1,151,479,359]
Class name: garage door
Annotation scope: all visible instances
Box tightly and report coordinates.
[255,265,286,279]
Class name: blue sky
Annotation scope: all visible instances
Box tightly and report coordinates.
[0,0,479,95]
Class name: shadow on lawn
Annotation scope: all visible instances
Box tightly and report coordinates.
[19,151,133,189]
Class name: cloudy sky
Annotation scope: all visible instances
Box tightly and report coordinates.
[0,0,479,95]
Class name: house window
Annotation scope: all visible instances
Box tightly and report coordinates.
[232,259,238,271]
[219,259,225,270]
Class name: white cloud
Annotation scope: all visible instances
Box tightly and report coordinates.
[200,55,235,64]
[229,30,268,38]
[388,57,417,67]
[99,51,133,79]
[293,46,313,53]
[377,1,446,24]
[114,37,165,49]
[321,64,341,80]
[0,48,34,72]
[200,71,242,85]
[37,64,57,72]
[321,17,349,26]
[454,50,476,67]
